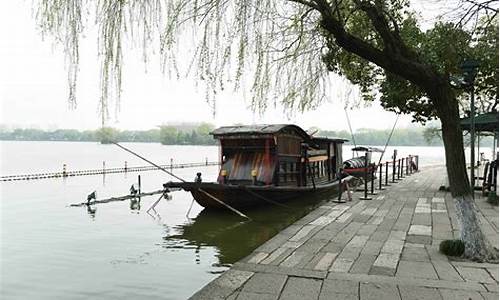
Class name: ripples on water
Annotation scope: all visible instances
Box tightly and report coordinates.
[0,142,494,299]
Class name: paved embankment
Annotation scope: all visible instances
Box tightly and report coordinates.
[190,165,499,300]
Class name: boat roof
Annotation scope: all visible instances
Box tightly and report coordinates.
[211,124,310,140]
[351,146,384,152]
[312,136,349,143]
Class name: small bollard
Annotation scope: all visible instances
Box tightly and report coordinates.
[221,169,228,184]
[251,169,258,185]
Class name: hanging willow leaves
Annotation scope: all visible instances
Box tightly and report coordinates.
[36,0,339,118]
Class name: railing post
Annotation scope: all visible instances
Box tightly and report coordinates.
[379,164,384,190]
[400,158,405,178]
[408,156,412,174]
[385,161,390,186]
[406,157,409,175]
[369,166,376,195]
[397,159,401,180]
[360,152,372,200]
[392,150,397,183]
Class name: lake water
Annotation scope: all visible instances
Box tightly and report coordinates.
[0,141,494,299]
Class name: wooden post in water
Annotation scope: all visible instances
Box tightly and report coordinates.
[170,158,173,172]
[125,161,128,172]
[103,161,106,175]
[63,164,67,177]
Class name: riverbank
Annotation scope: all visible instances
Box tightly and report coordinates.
[190,165,499,300]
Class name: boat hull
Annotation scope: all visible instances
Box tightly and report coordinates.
[164,176,356,209]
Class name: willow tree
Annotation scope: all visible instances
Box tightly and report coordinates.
[36,0,498,260]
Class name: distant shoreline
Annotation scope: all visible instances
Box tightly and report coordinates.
[0,139,448,147]
[1,126,491,147]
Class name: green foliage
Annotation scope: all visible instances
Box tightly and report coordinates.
[316,127,443,146]
[159,123,216,145]
[0,123,216,145]
[487,191,499,206]
[439,239,465,257]
[35,0,498,125]
[96,127,119,144]
[0,124,470,146]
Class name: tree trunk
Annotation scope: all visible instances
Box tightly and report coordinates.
[430,81,497,261]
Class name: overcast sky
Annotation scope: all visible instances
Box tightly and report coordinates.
[0,1,446,131]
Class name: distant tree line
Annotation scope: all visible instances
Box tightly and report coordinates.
[3,123,489,147]
[316,127,444,146]
[0,123,217,145]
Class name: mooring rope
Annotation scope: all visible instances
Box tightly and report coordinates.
[376,114,400,169]
[111,142,251,220]
[344,108,357,149]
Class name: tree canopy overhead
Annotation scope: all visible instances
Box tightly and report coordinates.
[36,0,498,120]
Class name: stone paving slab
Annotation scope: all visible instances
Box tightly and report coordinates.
[398,285,442,300]
[190,166,499,300]
[396,260,439,279]
[278,277,322,300]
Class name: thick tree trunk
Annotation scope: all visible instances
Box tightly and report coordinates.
[430,81,497,261]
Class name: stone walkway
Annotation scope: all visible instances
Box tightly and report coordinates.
[190,165,499,300]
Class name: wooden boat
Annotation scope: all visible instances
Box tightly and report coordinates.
[342,146,382,179]
[164,124,355,209]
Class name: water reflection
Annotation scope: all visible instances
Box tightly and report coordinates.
[86,204,97,219]
[163,194,330,265]
[129,197,141,211]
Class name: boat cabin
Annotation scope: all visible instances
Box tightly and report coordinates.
[211,125,347,186]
